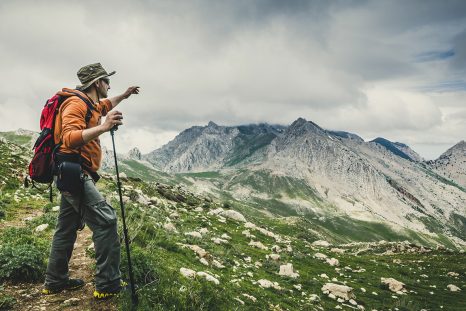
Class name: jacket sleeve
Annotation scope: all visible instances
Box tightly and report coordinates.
[99,99,113,116]
[60,98,86,149]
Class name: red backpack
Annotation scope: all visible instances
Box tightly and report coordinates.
[28,91,94,187]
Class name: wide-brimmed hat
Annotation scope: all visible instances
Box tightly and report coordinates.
[76,63,116,91]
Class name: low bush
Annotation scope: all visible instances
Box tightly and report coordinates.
[0,243,46,282]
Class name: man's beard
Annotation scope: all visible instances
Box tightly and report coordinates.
[97,88,107,98]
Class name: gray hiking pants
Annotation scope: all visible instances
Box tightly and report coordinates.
[44,175,121,291]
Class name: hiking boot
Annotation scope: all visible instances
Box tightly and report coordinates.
[42,278,85,295]
[93,281,130,300]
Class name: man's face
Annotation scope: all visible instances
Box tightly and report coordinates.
[97,77,110,98]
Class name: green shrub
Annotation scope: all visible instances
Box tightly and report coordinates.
[0,244,46,282]
[0,293,16,311]
[121,246,158,285]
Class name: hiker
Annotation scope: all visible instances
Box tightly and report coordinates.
[42,63,139,299]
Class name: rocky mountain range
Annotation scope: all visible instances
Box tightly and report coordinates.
[131,118,466,247]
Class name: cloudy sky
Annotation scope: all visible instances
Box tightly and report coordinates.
[1,0,465,159]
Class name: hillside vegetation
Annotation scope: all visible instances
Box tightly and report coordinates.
[0,135,465,310]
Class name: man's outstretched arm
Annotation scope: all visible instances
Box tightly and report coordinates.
[108,86,140,109]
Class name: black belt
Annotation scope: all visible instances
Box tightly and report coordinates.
[55,153,100,182]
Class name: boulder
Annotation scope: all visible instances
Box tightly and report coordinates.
[314,253,328,260]
[221,210,247,222]
[381,277,406,293]
[257,279,281,290]
[35,224,49,232]
[278,263,299,278]
[180,268,196,278]
[326,258,340,266]
[312,240,330,247]
[249,240,268,250]
[163,223,177,232]
[321,283,355,300]
[447,284,461,292]
[197,272,220,285]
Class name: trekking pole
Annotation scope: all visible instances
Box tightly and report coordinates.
[110,127,138,306]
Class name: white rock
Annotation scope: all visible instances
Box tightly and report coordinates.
[447,284,461,292]
[52,206,60,212]
[185,231,202,239]
[268,254,281,261]
[244,222,257,229]
[211,238,228,245]
[447,272,459,277]
[208,208,224,215]
[221,233,231,240]
[361,288,366,293]
[321,283,355,300]
[163,223,177,232]
[63,298,80,306]
[35,224,49,232]
[249,240,268,250]
[180,268,196,278]
[349,299,358,305]
[257,279,281,290]
[199,258,209,266]
[234,297,244,305]
[221,210,246,222]
[199,228,209,235]
[242,230,254,238]
[326,258,340,266]
[197,272,220,285]
[187,245,208,258]
[212,260,225,269]
[312,240,331,247]
[279,263,299,278]
[314,252,328,260]
[320,273,329,279]
[242,293,257,302]
[381,277,406,293]
[293,284,302,290]
[194,207,203,212]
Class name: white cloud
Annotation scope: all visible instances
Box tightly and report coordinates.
[0,0,465,160]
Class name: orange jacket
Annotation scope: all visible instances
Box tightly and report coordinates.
[53,88,112,172]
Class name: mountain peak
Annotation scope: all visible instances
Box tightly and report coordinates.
[287,118,324,136]
[207,121,219,128]
[128,147,142,160]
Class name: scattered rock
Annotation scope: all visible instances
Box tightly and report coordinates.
[312,240,330,247]
[447,272,459,277]
[34,224,49,232]
[164,223,177,232]
[197,271,220,285]
[242,293,257,302]
[381,277,407,293]
[447,284,461,292]
[63,298,80,306]
[321,283,355,300]
[278,263,299,278]
[257,279,281,290]
[314,253,328,260]
[267,254,281,261]
[249,240,268,250]
[211,237,228,245]
[326,258,339,266]
[180,268,196,278]
[221,210,247,222]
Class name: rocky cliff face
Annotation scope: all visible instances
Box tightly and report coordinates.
[428,140,466,188]
[144,122,284,172]
[140,118,466,245]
